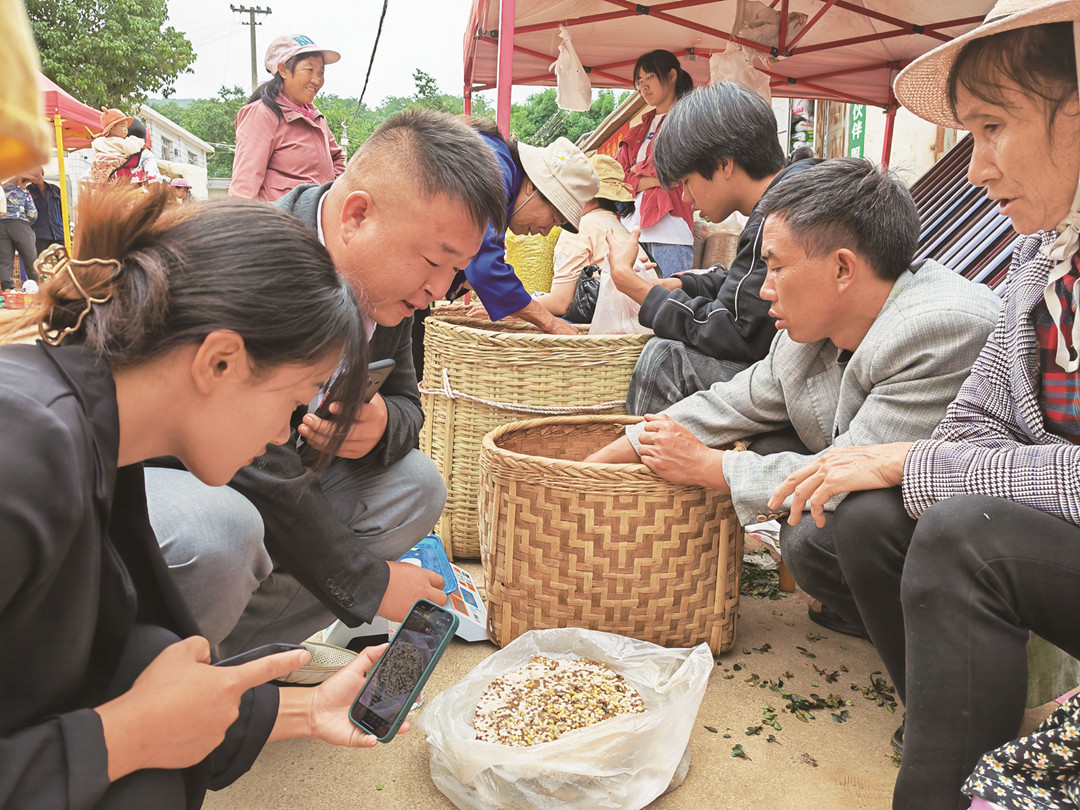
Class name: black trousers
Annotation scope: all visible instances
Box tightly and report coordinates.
[99,625,188,809]
[0,219,37,290]
[789,488,1080,810]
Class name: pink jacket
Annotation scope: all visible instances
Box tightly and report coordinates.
[229,97,345,202]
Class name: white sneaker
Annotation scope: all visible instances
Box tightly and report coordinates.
[277,640,357,685]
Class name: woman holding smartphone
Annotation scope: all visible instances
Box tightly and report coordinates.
[0,185,397,809]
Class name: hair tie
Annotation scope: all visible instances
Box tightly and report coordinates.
[33,244,121,346]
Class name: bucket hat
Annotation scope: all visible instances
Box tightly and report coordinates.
[589,154,634,203]
[517,137,599,233]
[894,0,1080,128]
[264,35,341,75]
[170,177,192,188]
[99,107,134,137]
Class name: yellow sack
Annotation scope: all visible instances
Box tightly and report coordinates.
[505,227,562,294]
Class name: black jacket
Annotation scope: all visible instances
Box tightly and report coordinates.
[224,182,427,625]
[637,159,823,363]
[0,343,276,809]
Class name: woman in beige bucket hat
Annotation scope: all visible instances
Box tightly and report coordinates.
[444,119,598,335]
[762,2,1080,807]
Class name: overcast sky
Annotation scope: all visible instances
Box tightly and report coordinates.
[162,0,534,105]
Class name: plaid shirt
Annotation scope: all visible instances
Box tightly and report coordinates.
[903,230,1080,525]
[1034,257,1080,442]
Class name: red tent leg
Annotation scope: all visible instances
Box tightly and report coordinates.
[881,79,899,170]
[497,0,516,136]
[464,87,473,116]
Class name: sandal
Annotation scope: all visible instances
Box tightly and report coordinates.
[807,601,871,641]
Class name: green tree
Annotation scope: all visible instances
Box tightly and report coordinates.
[148,87,247,178]
[509,88,622,146]
[28,0,196,110]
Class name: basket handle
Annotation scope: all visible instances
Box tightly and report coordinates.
[419,368,627,416]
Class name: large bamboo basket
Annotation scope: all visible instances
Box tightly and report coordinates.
[478,415,743,654]
[419,317,650,559]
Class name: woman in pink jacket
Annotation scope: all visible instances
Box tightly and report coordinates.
[229,35,346,202]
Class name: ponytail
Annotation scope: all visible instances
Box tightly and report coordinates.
[633,49,694,100]
[247,53,303,122]
[5,184,368,470]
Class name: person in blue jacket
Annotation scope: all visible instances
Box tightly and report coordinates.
[451,120,598,335]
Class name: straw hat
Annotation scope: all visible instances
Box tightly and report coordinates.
[99,107,134,136]
[589,154,634,203]
[894,0,1080,128]
[517,137,599,233]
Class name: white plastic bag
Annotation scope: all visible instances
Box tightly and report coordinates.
[550,25,592,112]
[732,0,808,48]
[710,40,772,103]
[588,259,654,335]
[418,628,712,810]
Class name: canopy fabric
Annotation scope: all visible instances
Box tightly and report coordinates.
[38,73,100,150]
[464,0,995,109]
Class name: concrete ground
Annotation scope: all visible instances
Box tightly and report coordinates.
[206,545,920,810]
[202,545,1057,810]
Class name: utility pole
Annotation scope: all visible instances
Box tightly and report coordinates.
[230,5,272,93]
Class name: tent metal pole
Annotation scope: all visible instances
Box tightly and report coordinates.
[496,0,516,136]
[464,87,473,116]
[53,116,72,254]
[882,106,897,170]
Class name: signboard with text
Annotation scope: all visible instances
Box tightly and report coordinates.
[848,104,867,158]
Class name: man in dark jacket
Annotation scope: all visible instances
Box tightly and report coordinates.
[145,110,506,658]
[607,83,822,415]
[25,167,64,255]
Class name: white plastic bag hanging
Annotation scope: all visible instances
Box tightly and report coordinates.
[589,257,655,335]
[418,628,712,810]
[550,25,592,111]
[732,0,808,48]
[710,40,772,103]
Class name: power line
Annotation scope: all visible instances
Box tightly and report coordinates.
[339,0,390,155]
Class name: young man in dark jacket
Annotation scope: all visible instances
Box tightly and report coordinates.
[145,110,506,659]
[607,82,822,414]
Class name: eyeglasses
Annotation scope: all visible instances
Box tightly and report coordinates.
[634,72,658,90]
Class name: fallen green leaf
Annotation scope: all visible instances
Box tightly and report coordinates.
[732,744,752,761]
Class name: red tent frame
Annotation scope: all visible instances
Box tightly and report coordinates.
[463,0,991,167]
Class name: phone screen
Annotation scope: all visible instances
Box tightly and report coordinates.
[348,600,457,740]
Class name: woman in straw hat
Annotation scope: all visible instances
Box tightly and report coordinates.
[537,153,648,319]
[763,2,1080,806]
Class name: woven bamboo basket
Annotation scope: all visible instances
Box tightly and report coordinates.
[419,317,650,559]
[478,415,743,654]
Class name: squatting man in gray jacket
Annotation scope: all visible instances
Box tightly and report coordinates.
[588,158,1001,635]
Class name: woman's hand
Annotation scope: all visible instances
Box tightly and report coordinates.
[605,228,657,305]
[272,644,411,747]
[768,442,913,528]
[96,636,310,782]
[637,413,729,491]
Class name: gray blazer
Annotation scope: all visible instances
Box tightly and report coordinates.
[626,260,1001,525]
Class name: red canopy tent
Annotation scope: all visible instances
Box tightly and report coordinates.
[463,0,995,165]
[37,73,101,251]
